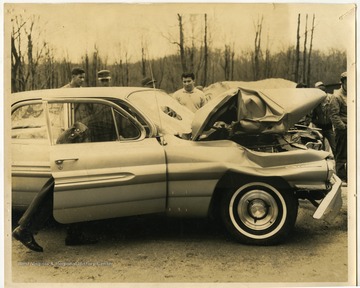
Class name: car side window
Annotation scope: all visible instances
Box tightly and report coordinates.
[11,103,47,139]
[114,110,141,140]
[52,101,141,144]
[74,103,117,142]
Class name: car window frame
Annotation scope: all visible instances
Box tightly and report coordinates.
[42,97,147,145]
[11,99,52,144]
[109,98,158,138]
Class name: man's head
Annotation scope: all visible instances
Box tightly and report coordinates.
[98,70,111,87]
[340,72,347,92]
[141,77,156,88]
[314,81,326,92]
[70,67,85,87]
[181,72,196,92]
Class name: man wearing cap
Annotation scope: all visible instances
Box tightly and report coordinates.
[141,77,156,88]
[312,81,336,154]
[98,70,111,87]
[172,72,206,113]
[62,67,85,88]
[330,72,347,183]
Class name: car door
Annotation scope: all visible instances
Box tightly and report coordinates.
[45,98,167,224]
[11,100,52,210]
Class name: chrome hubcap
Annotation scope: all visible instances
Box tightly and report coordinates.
[248,199,268,220]
[237,189,279,231]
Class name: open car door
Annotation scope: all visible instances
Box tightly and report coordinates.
[45,98,167,224]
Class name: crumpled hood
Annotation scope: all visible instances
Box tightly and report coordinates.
[203,78,297,100]
[192,87,326,140]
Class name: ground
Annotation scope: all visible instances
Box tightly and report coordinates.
[7,186,352,287]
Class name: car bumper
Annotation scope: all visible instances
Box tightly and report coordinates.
[313,174,342,221]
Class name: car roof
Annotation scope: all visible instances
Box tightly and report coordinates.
[11,87,158,105]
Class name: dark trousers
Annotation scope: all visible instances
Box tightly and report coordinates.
[322,128,336,155]
[334,128,347,181]
[18,177,85,238]
[18,177,54,233]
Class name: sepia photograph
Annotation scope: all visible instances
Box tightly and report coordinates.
[3,1,357,287]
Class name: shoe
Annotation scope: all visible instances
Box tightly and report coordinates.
[65,234,98,246]
[12,226,43,252]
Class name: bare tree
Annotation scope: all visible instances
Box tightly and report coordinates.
[253,16,263,80]
[42,45,56,89]
[141,47,146,78]
[124,50,130,86]
[84,52,90,86]
[11,19,22,92]
[91,45,99,87]
[295,14,301,83]
[203,13,209,86]
[302,14,308,85]
[222,44,231,80]
[307,14,315,87]
[188,14,197,73]
[177,14,187,72]
[230,43,235,80]
[11,15,46,92]
[264,34,272,78]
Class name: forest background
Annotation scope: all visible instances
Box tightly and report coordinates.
[8,3,351,94]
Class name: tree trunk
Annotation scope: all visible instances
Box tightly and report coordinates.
[11,35,21,92]
[230,43,235,80]
[302,14,308,85]
[295,14,301,83]
[253,16,263,80]
[177,14,187,72]
[203,14,208,87]
[223,45,230,80]
[307,14,315,87]
[141,47,146,78]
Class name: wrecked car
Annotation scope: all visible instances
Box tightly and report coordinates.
[11,86,342,245]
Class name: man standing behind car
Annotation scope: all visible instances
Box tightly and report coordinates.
[173,72,206,113]
[62,67,85,88]
[98,70,111,87]
[141,76,156,88]
[329,72,347,184]
[312,81,336,154]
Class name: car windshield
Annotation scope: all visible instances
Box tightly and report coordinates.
[127,90,194,136]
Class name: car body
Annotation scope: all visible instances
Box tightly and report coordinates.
[10,86,342,245]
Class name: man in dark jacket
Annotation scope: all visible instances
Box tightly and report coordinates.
[329,72,347,183]
[312,81,336,153]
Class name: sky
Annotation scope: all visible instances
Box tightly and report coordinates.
[4,2,356,64]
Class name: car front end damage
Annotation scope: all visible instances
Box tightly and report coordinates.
[295,155,342,222]
[190,86,342,223]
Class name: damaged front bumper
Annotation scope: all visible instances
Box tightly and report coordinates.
[313,174,343,221]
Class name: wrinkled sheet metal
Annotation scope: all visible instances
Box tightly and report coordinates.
[203,78,297,101]
[192,87,326,138]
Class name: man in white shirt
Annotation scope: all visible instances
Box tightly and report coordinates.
[173,72,206,113]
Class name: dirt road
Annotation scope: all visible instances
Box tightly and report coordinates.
[8,187,353,286]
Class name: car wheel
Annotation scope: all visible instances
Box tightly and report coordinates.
[220,180,298,245]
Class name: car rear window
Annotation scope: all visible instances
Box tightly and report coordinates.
[11,103,47,139]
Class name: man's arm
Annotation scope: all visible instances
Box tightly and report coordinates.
[329,96,346,130]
